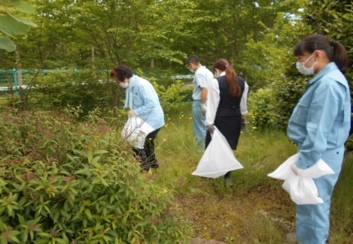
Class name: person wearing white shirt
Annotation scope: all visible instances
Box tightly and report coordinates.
[187,55,214,147]
[205,59,248,186]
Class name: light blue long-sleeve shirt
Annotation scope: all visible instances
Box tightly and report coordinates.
[124,75,165,130]
[287,62,351,169]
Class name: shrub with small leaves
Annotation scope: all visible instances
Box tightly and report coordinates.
[0,108,192,243]
[248,88,281,130]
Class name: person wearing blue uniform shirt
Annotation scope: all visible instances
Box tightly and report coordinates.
[111,64,165,172]
[187,55,214,148]
[287,34,350,243]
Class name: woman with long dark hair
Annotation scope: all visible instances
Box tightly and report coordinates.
[205,59,248,186]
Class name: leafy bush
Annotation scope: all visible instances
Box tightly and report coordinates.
[136,68,193,114]
[152,79,192,114]
[3,69,123,116]
[271,75,307,130]
[247,88,281,130]
[0,109,191,243]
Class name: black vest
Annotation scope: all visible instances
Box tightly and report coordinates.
[215,75,245,117]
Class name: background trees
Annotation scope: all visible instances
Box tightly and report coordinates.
[0,0,352,128]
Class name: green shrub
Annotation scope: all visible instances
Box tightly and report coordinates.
[4,69,123,116]
[247,88,281,130]
[0,109,191,243]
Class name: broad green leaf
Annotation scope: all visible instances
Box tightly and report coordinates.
[13,2,36,14]
[0,36,16,51]
[8,12,37,27]
[0,15,32,35]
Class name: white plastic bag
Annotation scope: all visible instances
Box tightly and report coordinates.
[121,116,154,149]
[268,153,335,205]
[192,127,244,178]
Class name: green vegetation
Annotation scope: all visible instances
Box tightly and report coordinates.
[1,105,352,243]
[1,0,353,242]
[0,108,192,243]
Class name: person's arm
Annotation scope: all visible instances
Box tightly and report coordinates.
[201,87,208,114]
[195,71,208,114]
[240,81,249,115]
[205,79,220,126]
[133,84,157,118]
[296,79,344,169]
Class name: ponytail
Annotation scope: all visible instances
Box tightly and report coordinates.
[226,65,242,97]
[329,40,348,73]
[294,34,348,73]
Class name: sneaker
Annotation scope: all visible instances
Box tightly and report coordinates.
[150,163,159,169]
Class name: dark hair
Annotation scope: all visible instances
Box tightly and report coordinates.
[213,59,241,97]
[110,64,133,82]
[294,34,348,73]
[187,55,200,65]
[213,58,228,71]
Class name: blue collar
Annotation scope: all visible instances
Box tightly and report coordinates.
[309,62,338,85]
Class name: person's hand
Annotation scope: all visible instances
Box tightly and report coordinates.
[128,110,137,117]
[290,163,303,175]
[201,103,207,116]
[207,124,215,133]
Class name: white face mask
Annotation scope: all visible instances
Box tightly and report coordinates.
[119,82,129,88]
[296,52,317,76]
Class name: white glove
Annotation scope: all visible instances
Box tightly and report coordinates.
[290,163,303,175]
[201,103,207,116]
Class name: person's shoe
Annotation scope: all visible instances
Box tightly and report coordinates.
[150,163,159,169]
[224,175,234,186]
[141,167,151,174]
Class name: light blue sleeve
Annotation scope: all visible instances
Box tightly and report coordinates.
[297,78,344,168]
[134,84,157,117]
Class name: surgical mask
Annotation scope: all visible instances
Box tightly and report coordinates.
[296,52,317,76]
[188,68,195,73]
[119,82,129,88]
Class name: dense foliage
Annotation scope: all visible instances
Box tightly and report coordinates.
[1,0,352,127]
[0,109,191,243]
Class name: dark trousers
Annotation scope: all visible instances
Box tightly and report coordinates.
[133,128,161,171]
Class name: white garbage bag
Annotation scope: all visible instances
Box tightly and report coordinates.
[121,116,154,149]
[268,153,335,205]
[192,127,244,178]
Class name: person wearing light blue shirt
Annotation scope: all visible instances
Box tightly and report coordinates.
[287,34,350,244]
[187,55,214,147]
[111,65,165,172]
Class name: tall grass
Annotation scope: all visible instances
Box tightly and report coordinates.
[330,153,353,243]
[151,103,353,242]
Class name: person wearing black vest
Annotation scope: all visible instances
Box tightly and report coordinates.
[205,59,248,186]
